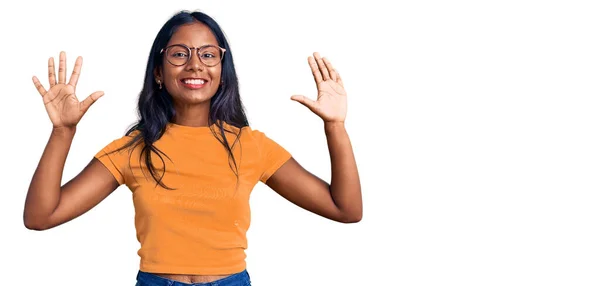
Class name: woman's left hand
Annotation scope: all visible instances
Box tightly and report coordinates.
[291,52,347,123]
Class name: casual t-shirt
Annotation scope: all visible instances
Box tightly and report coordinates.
[94,121,291,275]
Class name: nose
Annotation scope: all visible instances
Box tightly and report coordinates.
[186,49,205,71]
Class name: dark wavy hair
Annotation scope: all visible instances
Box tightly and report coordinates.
[110,10,248,190]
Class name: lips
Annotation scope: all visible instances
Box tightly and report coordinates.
[180,78,208,89]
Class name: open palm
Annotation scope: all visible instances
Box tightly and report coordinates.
[291,52,347,123]
[32,51,104,129]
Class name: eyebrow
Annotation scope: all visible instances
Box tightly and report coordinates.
[168,43,219,48]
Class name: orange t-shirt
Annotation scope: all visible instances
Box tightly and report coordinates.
[94,121,291,275]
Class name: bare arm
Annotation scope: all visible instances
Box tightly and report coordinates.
[266,122,362,223]
[24,51,111,230]
[24,127,119,230]
[266,52,362,223]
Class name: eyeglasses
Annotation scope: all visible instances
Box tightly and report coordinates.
[160,44,226,67]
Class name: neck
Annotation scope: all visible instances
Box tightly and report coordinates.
[172,102,211,127]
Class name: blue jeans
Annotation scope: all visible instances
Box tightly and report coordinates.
[135,269,251,286]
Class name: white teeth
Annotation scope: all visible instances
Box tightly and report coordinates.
[183,79,205,85]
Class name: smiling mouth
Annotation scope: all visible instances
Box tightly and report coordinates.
[181,78,207,89]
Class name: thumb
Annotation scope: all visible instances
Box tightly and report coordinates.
[291,95,318,111]
[80,91,104,113]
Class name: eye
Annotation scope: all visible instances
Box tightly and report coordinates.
[200,52,216,58]
[172,52,188,58]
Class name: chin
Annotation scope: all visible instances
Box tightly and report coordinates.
[177,90,216,103]
[187,95,213,104]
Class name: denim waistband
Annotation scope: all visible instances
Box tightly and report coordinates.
[136,269,250,286]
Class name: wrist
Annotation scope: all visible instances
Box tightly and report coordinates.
[52,126,77,137]
[324,121,345,131]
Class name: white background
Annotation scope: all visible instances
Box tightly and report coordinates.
[1,0,599,285]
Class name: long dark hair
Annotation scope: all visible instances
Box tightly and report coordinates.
[111,10,248,190]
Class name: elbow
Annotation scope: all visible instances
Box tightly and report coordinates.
[24,222,47,231]
[341,212,362,223]
[344,216,362,223]
[23,216,50,231]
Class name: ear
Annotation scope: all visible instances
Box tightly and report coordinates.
[153,67,162,83]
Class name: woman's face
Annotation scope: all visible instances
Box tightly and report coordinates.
[156,21,223,106]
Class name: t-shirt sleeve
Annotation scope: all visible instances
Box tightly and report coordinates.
[255,130,292,184]
[94,137,131,186]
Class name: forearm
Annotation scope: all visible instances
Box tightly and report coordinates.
[325,121,362,222]
[24,127,76,229]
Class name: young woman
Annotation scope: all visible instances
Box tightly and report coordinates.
[24,10,362,285]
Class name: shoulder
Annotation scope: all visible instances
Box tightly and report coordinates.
[241,125,290,156]
[116,129,141,145]
[98,129,141,154]
[246,126,266,139]
[238,125,273,146]
[219,121,267,142]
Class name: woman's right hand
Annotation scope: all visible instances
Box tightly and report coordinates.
[32,51,104,130]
